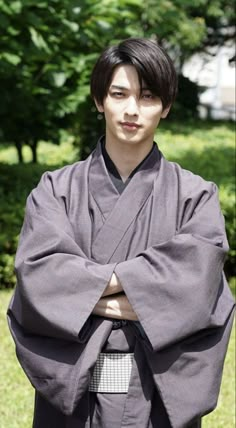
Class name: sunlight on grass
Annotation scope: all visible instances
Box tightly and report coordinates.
[156,122,234,170]
[0,291,34,428]
[0,139,77,166]
[203,318,235,428]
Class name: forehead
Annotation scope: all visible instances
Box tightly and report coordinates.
[109,64,143,89]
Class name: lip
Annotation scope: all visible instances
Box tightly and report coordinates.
[120,122,141,129]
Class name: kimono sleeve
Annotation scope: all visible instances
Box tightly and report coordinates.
[115,182,235,352]
[9,171,116,342]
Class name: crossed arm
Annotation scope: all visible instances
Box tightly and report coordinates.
[92,273,138,321]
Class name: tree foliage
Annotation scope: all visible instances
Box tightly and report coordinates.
[141,0,235,62]
[0,0,234,161]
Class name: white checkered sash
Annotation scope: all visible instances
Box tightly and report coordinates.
[89,352,134,393]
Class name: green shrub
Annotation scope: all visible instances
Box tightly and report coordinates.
[219,184,236,278]
[170,75,199,119]
[0,254,15,289]
[0,141,77,288]
[0,163,55,289]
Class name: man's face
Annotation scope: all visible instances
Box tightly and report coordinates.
[95,65,170,149]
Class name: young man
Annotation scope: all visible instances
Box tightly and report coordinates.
[8,38,234,428]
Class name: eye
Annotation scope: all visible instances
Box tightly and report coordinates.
[110,91,124,98]
[141,92,155,100]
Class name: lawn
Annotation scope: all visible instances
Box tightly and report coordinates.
[0,289,235,427]
[156,120,235,187]
[1,290,34,428]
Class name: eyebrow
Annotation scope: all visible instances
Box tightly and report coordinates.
[110,85,129,90]
[110,85,151,91]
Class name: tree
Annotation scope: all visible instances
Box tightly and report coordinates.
[0,0,97,162]
[139,0,235,65]
[0,0,143,162]
[0,0,234,162]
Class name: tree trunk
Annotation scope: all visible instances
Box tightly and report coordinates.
[15,141,24,163]
[30,139,38,163]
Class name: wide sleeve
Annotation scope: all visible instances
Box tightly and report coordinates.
[9,171,116,342]
[115,182,235,352]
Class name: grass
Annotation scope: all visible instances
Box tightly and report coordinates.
[0,289,235,427]
[156,120,235,186]
[0,137,77,166]
[0,290,34,428]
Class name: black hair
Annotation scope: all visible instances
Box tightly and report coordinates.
[90,38,178,110]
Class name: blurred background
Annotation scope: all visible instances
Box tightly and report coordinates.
[0,1,235,427]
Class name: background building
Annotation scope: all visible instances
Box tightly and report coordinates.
[183,45,235,120]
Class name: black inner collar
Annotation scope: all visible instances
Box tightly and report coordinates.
[101,140,155,194]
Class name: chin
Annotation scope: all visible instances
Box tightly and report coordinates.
[119,130,141,142]
[118,135,140,144]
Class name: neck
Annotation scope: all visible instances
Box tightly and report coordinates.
[105,139,154,181]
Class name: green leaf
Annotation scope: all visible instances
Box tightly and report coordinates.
[29,27,51,53]
[72,6,81,14]
[0,52,21,65]
[10,1,22,14]
[52,72,67,87]
[0,1,12,15]
[7,26,21,36]
[62,19,79,32]
[96,20,112,30]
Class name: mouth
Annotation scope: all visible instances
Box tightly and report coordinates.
[120,122,141,130]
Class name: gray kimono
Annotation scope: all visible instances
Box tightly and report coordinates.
[7,140,235,428]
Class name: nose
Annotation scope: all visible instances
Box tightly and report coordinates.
[125,96,139,116]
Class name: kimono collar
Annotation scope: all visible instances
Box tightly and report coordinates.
[101,138,156,195]
[89,137,162,263]
[89,136,161,201]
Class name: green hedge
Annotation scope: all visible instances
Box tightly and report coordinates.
[0,163,55,288]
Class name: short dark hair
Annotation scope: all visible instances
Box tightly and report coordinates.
[90,38,178,110]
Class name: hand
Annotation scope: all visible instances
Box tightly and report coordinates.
[93,293,138,321]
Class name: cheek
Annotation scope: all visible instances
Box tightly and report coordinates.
[145,113,162,126]
[141,105,162,118]
[104,105,121,118]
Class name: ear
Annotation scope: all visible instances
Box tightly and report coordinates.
[161,105,171,119]
[94,98,104,113]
